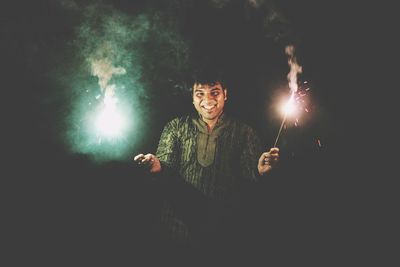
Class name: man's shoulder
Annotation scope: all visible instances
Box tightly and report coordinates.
[163,115,196,131]
[167,115,193,125]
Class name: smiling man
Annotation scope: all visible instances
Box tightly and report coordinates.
[192,82,226,131]
[134,74,279,246]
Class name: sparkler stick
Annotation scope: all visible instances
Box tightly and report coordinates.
[273,91,295,147]
[273,112,287,147]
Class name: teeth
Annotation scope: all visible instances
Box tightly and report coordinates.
[202,105,216,110]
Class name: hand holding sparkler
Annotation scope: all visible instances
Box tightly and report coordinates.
[258,147,280,176]
[134,153,161,173]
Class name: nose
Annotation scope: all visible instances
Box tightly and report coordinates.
[203,92,215,101]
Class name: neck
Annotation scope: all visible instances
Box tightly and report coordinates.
[201,113,223,133]
[204,119,217,132]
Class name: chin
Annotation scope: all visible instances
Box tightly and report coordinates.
[205,114,219,120]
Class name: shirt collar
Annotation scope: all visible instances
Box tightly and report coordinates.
[193,113,227,135]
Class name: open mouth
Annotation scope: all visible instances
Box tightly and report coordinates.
[201,105,216,112]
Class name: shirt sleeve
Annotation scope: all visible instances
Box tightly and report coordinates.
[156,118,180,174]
[240,126,262,182]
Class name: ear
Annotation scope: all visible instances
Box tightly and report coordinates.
[223,89,227,100]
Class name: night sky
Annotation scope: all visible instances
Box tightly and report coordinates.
[4,0,391,264]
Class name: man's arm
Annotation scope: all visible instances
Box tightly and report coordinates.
[133,118,179,174]
[155,118,180,174]
[240,126,263,181]
[240,126,279,180]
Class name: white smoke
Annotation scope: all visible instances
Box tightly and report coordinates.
[285,45,302,92]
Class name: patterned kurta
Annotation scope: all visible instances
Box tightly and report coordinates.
[155,114,262,243]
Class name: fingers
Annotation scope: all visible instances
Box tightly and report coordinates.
[258,152,271,166]
[134,154,144,161]
[134,153,155,165]
[260,147,280,165]
[134,153,161,173]
[269,147,279,154]
[143,153,155,164]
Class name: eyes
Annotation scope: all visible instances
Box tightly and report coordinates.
[195,90,221,98]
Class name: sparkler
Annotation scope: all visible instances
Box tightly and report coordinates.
[273,84,309,146]
[273,45,303,147]
[274,94,293,147]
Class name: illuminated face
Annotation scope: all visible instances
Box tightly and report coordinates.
[193,82,227,123]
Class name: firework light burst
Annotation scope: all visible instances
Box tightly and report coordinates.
[90,56,128,142]
[95,85,127,140]
[66,37,141,162]
[64,4,190,162]
[273,45,310,147]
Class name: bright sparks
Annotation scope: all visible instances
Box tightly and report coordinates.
[89,50,128,141]
[96,104,125,138]
[277,82,309,125]
[281,94,297,117]
[95,85,126,139]
[273,45,305,147]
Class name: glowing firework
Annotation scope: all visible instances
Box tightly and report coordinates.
[274,95,293,147]
[273,45,303,147]
[280,94,296,117]
[95,85,126,139]
[89,47,128,142]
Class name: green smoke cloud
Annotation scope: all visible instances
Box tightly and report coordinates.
[61,1,190,162]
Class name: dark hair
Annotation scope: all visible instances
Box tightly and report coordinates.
[190,67,226,90]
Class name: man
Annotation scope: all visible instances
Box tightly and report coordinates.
[134,78,279,246]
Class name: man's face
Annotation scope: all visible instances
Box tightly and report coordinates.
[192,82,227,122]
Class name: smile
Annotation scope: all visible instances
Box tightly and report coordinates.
[201,105,216,111]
